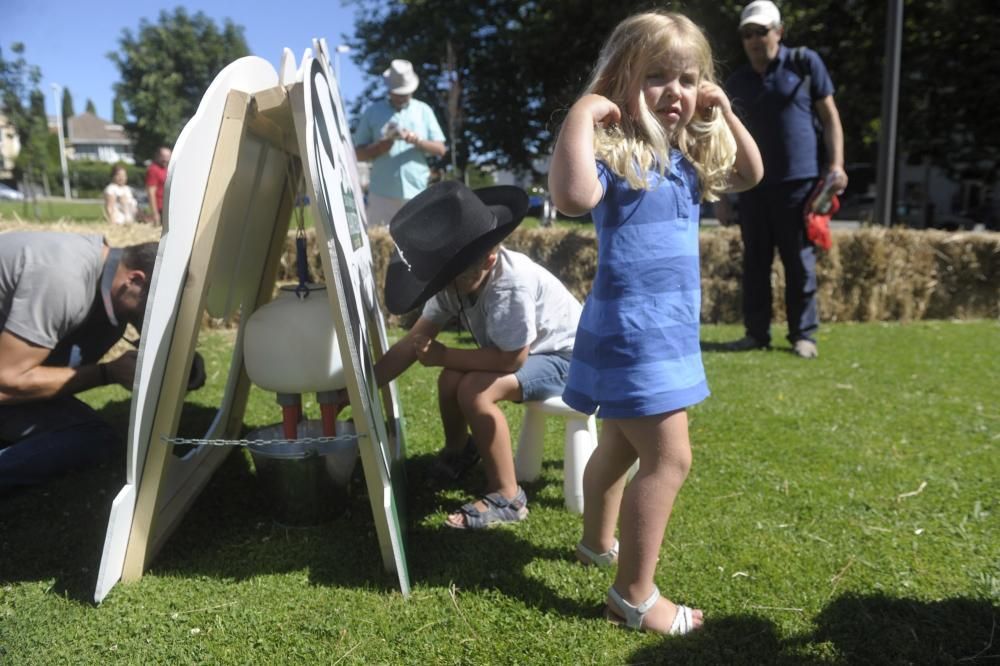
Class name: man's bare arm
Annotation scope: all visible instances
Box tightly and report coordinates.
[0,330,136,404]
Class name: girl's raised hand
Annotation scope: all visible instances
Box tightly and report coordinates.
[697,82,732,119]
[574,93,622,128]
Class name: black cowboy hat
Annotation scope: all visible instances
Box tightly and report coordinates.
[384,181,528,315]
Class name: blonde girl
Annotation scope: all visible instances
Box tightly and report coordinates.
[549,12,762,635]
[103,164,137,225]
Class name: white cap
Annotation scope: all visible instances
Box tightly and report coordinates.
[740,0,781,28]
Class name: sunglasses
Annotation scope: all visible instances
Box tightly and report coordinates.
[740,26,771,39]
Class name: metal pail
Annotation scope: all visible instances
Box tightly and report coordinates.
[246,420,358,527]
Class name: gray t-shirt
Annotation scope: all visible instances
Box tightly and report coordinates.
[0,231,105,349]
[422,247,582,354]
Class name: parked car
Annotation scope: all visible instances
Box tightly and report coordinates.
[834,163,875,223]
[0,183,25,201]
[836,192,876,224]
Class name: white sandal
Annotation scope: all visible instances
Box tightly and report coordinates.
[606,586,697,635]
[576,538,619,567]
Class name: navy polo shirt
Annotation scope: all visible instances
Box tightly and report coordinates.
[725,44,834,185]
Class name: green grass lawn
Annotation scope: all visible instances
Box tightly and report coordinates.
[0,198,591,233]
[1,321,997,663]
[0,198,109,222]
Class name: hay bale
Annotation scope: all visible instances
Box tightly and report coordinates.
[11,218,996,326]
[360,225,1000,325]
[925,232,1000,319]
[505,227,598,301]
[0,217,161,245]
[700,228,746,323]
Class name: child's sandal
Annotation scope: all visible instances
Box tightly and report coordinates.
[576,538,619,567]
[444,487,528,529]
[605,586,696,635]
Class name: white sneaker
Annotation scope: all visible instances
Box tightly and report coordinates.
[793,339,818,359]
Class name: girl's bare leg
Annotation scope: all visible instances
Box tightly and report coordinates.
[580,419,636,555]
[610,410,703,634]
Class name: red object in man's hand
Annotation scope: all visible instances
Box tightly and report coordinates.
[804,177,841,251]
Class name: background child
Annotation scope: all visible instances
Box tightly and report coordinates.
[377,181,582,529]
[103,164,138,225]
[548,12,763,634]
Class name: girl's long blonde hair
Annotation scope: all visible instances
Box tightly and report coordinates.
[585,12,736,201]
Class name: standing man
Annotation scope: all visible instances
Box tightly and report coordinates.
[353,59,447,227]
[0,232,156,494]
[721,0,848,358]
[145,146,171,228]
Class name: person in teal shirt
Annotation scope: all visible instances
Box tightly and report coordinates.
[353,59,447,226]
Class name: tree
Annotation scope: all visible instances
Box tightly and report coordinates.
[891,0,999,175]
[349,0,626,177]
[348,1,755,177]
[85,98,96,114]
[61,86,74,137]
[348,1,998,180]
[0,43,48,191]
[109,7,250,159]
[112,94,127,125]
[46,130,63,181]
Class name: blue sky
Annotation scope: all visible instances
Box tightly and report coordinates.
[4,0,370,122]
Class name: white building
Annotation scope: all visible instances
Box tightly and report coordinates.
[66,112,135,164]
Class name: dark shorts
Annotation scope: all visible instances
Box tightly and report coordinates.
[514,352,572,403]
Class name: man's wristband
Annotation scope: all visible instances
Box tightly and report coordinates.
[98,363,110,386]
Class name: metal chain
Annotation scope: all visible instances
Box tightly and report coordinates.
[160,433,364,448]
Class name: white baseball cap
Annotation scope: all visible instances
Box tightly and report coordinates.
[740,0,781,28]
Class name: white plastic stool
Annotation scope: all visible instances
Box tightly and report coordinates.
[514,396,597,514]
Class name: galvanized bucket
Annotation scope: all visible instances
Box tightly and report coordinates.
[246,420,358,527]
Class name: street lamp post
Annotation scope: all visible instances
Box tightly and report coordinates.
[334,44,351,83]
[875,0,903,226]
[50,83,71,199]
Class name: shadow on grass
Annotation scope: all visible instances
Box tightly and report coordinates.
[141,433,402,593]
[0,398,133,603]
[399,451,594,618]
[0,391,577,604]
[0,401,297,602]
[628,594,999,665]
[147,443,585,615]
[699,339,782,353]
[699,339,739,353]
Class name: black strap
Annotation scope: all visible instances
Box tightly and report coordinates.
[786,46,812,91]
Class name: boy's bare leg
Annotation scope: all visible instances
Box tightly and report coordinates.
[609,410,704,634]
[580,419,636,555]
[437,368,469,451]
[445,371,523,526]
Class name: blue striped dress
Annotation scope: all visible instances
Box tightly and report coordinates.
[562,151,709,418]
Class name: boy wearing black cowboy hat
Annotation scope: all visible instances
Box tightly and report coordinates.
[375,180,582,529]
